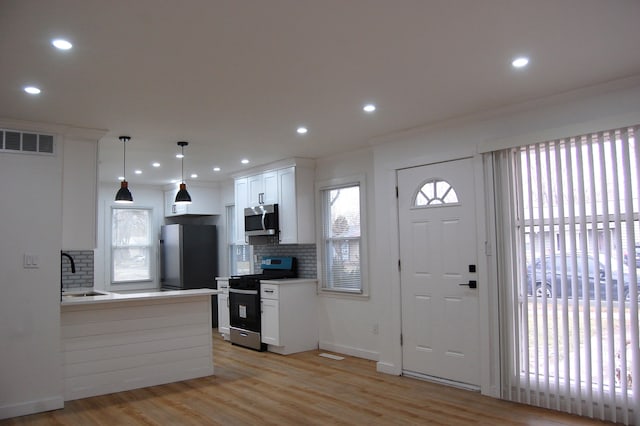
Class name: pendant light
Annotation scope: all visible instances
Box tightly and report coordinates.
[114,136,133,204]
[175,141,192,204]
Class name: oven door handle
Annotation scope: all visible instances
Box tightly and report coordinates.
[229,288,259,295]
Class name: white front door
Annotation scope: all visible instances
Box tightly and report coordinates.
[398,158,480,388]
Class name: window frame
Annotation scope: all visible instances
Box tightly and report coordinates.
[110,206,154,285]
[226,204,253,276]
[316,175,368,297]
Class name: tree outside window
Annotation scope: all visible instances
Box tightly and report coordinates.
[111,208,152,283]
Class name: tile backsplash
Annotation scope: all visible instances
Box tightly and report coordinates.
[61,250,94,290]
[253,243,317,278]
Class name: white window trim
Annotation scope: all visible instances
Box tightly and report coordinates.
[110,206,154,286]
[316,175,369,298]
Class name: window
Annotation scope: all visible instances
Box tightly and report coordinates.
[319,178,366,294]
[414,178,459,206]
[111,208,152,283]
[226,204,252,275]
[495,125,639,423]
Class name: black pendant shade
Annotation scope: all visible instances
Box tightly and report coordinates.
[115,180,133,203]
[114,136,133,204]
[175,183,192,203]
[175,141,192,205]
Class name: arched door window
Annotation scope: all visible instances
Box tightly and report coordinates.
[413,178,459,207]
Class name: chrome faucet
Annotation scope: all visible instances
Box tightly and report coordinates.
[61,252,76,301]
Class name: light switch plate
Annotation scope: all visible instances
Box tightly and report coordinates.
[23,253,39,269]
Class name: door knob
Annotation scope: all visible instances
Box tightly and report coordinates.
[459,280,477,289]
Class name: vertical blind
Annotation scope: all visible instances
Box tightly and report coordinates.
[321,184,362,292]
[497,125,639,424]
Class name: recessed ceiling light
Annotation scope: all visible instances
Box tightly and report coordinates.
[51,39,72,50]
[363,104,376,113]
[24,86,41,95]
[512,56,529,68]
[152,162,160,167]
[190,173,198,178]
[241,159,250,164]
[118,176,125,181]
[134,170,142,175]
[213,167,221,172]
[176,153,184,159]
[296,127,308,135]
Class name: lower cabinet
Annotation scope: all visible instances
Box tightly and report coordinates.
[260,298,279,345]
[216,278,230,340]
[260,279,317,355]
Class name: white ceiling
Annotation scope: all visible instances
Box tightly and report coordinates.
[2,0,640,186]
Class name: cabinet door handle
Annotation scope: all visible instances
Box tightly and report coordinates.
[265,289,274,293]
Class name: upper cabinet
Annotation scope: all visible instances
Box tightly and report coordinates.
[62,134,101,249]
[234,158,315,245]
[248,170,277,206]
[164,185,221,217]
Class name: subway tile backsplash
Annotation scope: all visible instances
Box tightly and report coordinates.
[253,243,317,278]
[61,250,94,290]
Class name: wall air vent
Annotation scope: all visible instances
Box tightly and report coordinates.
[0,129,56,155]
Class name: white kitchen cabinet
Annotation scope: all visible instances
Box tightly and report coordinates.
[248,170,277,206]
[62,136,99,249]
[277,165,315,244]
[164,185,221,217]
[216,278,230,340]
[233,159,315,245]
[260,279,317,355]
[260,298,279,345]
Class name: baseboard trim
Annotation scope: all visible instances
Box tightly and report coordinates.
[376,361,401,375]
[0,395,64,420]
[403,370,480,392]
[318,341,379,361]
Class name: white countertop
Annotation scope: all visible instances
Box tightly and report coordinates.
[61,288,220,306]
[260,278,317,285]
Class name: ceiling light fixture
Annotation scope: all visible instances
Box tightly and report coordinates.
[512,56,529,68]
[241,159,250,164]
[51,39,72,50]
[24,86,41,95]
[363,104,376,113]
[114,136,133,204]
[213,167,221,172]
[175,141,192,205]
[297,126,308,134]
[152,162,160,167]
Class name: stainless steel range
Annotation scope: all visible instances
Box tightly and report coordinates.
[228,256,297,350]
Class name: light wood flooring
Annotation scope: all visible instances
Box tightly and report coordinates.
[2,331,615,425]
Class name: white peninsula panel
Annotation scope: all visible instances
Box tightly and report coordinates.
[61,290,216,401]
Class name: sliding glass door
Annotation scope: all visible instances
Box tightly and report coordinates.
[495,126,639,424]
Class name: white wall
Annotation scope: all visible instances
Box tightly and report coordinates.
[0,125,64,418]
[370,77,640,395]
[94,183,165,292]
[314,148,380,360]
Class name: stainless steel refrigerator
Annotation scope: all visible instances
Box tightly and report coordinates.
[160,224,218,325]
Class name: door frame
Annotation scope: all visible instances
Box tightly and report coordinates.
[389,154,500,397]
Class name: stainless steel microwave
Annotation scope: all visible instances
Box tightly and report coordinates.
[244,204,279,237]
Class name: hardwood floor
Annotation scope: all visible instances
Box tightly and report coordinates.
[2,332,613,426]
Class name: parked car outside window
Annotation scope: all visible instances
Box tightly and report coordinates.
[526,254,637,301]
[623,244,640,268]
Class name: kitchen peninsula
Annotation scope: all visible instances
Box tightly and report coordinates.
[60,289,218,401]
